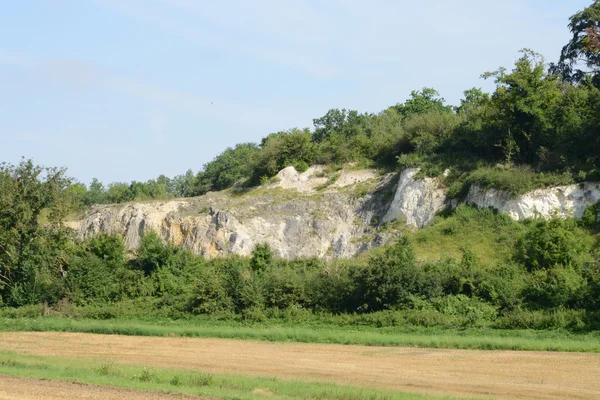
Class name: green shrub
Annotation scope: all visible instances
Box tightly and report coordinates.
[515,218,590,271]
[135,232,172,275]
[523,265,587,309]
[263,261,313,309]
[403,111,461,154]
[188,372,213,387]
[310,262,360,313]
[66,253,117,304]
[251,243,273,272]
[355,237,422,311]
[86,234,126,269]
[189,267,234,315]
[580,201,600,232]
[464,167,573,197]
[494,309,588,331]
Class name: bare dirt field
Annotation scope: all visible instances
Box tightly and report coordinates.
[1,332,599,400]
[0,374,212,400]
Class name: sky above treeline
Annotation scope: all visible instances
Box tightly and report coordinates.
[0,0,591,184]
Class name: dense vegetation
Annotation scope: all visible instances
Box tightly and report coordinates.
[2,157,600,332]
[2,2,600,336]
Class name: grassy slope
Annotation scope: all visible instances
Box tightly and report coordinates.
[404,206,526,266]
[0,351,457,400]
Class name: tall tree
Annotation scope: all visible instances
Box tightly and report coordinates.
[0,159,72,305]
[483,50,562,164]
[552,1,600,85]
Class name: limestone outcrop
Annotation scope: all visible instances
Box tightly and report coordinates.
[465,183,600,220]
[382,168,446,228]
[72,172,395,259]
[70,166,600,259]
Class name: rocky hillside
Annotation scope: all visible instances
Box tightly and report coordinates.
[70,167,398,259]
[70,166,600,259]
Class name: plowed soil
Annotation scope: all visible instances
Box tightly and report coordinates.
[1,332,599,400]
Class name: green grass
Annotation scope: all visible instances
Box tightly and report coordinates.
[459,166,574,197]
[405,205,526,266]
[0,351,460,400]
[2,317,600,353]
[411,154,576,200]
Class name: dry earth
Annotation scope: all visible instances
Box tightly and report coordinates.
[1,332,600,400]
[0,374,214,400]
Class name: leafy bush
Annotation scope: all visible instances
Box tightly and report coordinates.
[198,143,260,192]
[189,266,234,315]
[355,237,422,311]
[515,219,589,271]
[463,167,574,197]
[403,111,461,154]
[580,201,600,232]
[250,129,317,182]
[523,265,588,309]
[66,253,117,304]
[135,232,173,275]
[410,294,498,325]
[494,309,590,331]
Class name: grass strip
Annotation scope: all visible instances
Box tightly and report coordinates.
[0,350,462,400]
[2,317,600,353]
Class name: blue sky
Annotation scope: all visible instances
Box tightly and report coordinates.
[0,0,591,184]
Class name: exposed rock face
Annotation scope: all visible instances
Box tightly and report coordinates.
[465,183,600,220]
[73,177,397,259]
[77,201,187,249]
[71,166,600,260]
[382,168,446,228]
[268,166,328,193]
[268,166,378,193]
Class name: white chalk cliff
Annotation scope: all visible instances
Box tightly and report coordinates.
[382,168,446,228]
[71,166,600,259]
[465,183,600,220]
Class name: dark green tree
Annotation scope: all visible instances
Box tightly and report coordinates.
[170,169,198,197]
[85,178,106,205]
[106,182,132,203]
[392,88,453,119]
[65,234,126,304]
[482,49,562,164]
[312,109,367,143]
[551,1,600,85]
[135,231,172,275]
[356,237,418,311]
[250,243,273,273]
[199,143,260,192]
[251,129,317,181]
[0,159,72,305]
